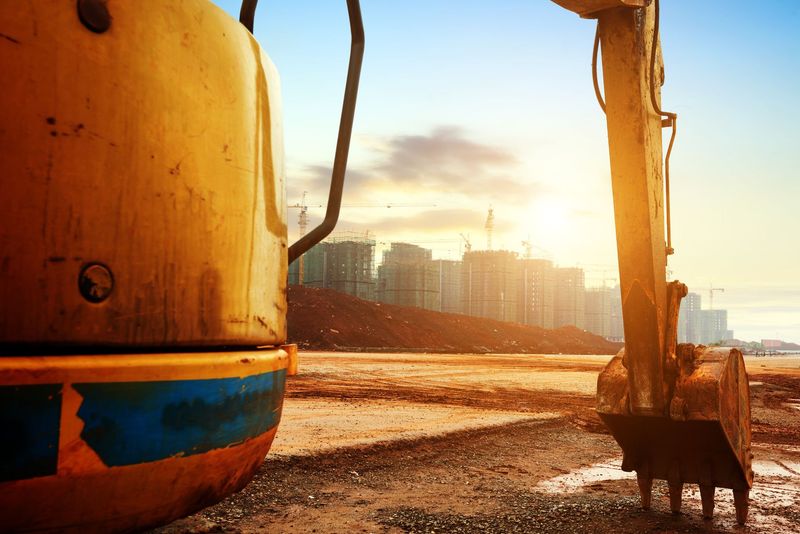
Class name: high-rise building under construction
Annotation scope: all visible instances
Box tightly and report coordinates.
[678,292,734,344]
[518,258,555,328]
[584,286,613,338]
[291,233,376,301]
[433,259,463,314]
[461,250,521,322]
[553,267,585,329]
[376,243,439,310]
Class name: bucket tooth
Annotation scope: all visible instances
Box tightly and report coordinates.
[698,461,715,520]
[621,453,635,472]
[699,485,715,520]
[667,462,682,514]
[636,472,653,510]
[733,489,749,525]
[635,459,652,510]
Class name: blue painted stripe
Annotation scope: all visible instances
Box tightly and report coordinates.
[0,384,62,482]
[74,369,285,466]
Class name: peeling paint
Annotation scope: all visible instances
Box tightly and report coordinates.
[74,369,285,466]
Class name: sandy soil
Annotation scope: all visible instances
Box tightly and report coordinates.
[287,285,622,355]
[156,352,800,534]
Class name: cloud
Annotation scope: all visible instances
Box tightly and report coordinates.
[287,164,372,204]
[339,208,486,234]
[288,126,544,206]
[375,126,517,180]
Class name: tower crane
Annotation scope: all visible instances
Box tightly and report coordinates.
[287,192,311,284]
[459,233,472,254]
[521,238,532,259]
[709,284,725,310]
[287,199,436,285]
[289,191,311,237]
[485,206,495,250]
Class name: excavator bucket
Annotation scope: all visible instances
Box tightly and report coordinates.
[597,345,753,523]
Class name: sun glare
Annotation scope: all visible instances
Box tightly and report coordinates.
[527,196,574,252]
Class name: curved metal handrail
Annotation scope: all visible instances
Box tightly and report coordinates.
[238,0,365,265]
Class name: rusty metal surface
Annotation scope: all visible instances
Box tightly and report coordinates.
[0,347,289,533]
[287,0,365,264]
[593,3,669,417]
[551,0,649,18]
[598,345,753,522]
[569,0,756,521]
[282,343,299,376]
[0,0,287,349]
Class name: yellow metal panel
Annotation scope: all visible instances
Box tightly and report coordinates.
[597,5,668,416]
[0,348,290,385]
[0,0,287,347]
[551,0,649,18]
[282,342,299,376]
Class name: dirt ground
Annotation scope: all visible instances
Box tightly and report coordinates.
[156,352,800,534]
[287,285,622,355]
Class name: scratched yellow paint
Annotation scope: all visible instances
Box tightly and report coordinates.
[0,0,288,348]
[0,0,293,531]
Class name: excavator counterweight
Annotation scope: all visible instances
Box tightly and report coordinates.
[0,0,362,531]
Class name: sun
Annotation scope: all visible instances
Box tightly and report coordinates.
[524,196,574,253]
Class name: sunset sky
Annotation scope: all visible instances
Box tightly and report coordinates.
[214,1,799,343]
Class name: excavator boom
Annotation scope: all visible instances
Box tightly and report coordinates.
[553,0,753,524]
[598,3,669,417]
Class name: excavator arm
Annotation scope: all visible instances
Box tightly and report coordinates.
[553,0,753,524]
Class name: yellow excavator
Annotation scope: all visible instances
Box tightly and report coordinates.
[0,0,751,531]
[554,0,753,524]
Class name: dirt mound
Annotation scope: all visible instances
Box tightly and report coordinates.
[287,285,622,355]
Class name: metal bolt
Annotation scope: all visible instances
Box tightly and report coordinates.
[77,0,111,34]
[79,263,114,303]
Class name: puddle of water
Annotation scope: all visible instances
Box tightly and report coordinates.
[684,479,799,509]
[763,443,800,454]
[537,458,800,508]
[754,459,800,477]
[536,460,631,493]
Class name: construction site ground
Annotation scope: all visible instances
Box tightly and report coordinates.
[158,352,800,534]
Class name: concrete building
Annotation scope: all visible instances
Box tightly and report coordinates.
[288,242,325,286]
[678,292,733,344]
[376,243,439,310]
[678,292,703,343]
[553,267,585,329]
[518,258,555,328]
[699,309,731,345]
[433,259,463,314]
[288,257,300,285]
[609,285,624,342]
[585,286,613,338]
[294,234,376,300]
[461,250,521,322]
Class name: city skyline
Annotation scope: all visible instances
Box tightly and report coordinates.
[291,234,747,346]
[213,1,800,343]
